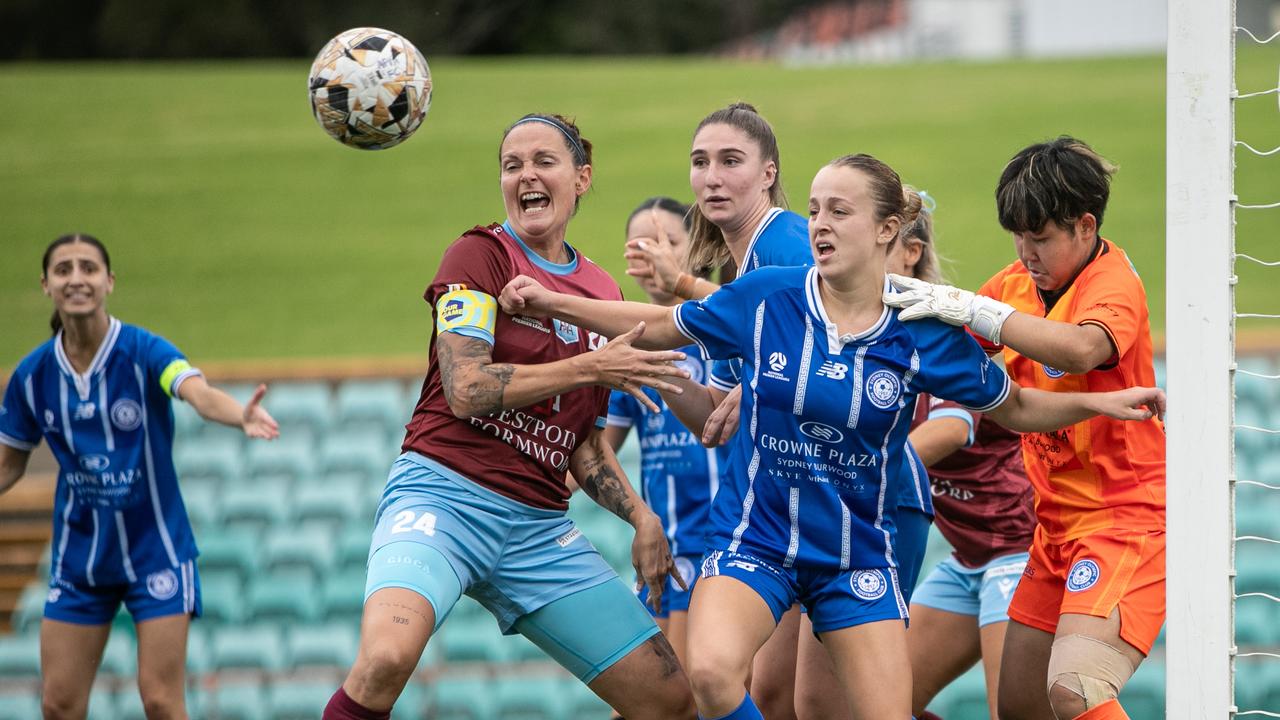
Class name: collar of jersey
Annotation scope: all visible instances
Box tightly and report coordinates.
[740,207,784,272]
[804,268,891,354]
[54,315,122,401]
[501,220,579,276]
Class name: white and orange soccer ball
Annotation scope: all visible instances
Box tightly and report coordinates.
[308,27,432,150]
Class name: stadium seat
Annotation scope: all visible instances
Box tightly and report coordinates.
[199,572,246,626]
[208,683,268,720]
[391,682,427,720]
[99,629,136,677]
[502,632,548,663]
[180,480,220,530]
[1118,658,1165,718]
[186,622,211,674]
[0,694,41,720]
[335,378,412,439]
[337,527,374,570]
[287,622,359,669]
[1235,502,1277,539]
[1235,539,1280,596]
[294,479,369,532]
[219,477,291,535]
[87,690,118,720]
[321,567,369,621]
[243,437,318,482]
[437,621,506,663]
[11,581,47,634]
[0,633,41,677]
[559,678,613,719]
[210,625,287,672]
[1235,596,1280,646]
[197,533,259,582]
[173,436,243,491]
[1236,355,1278,406]
[114,688,205,720]
[1237,657,1280,713]
[1235,403,1276,456]
[244,572,322,625]
[267,681,337,719]
[1255,453,1280,486]
[931,667,987,720]
[262,382,333,443]
[432,677,498,720]
[494,677,568,719]
[261,527,336,579]
[319,429,391,482]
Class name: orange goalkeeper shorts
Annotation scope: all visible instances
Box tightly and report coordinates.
[1007,527,1165,654]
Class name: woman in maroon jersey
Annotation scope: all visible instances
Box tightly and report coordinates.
[322,114,698,720]
[793,193,1036,720]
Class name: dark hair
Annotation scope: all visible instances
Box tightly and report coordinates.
[500,113,594,212]
[826,154,922,235]
[626,196,692,232]
[686,102,786,273]
[996,136,1116,234]
[42,233,111,336]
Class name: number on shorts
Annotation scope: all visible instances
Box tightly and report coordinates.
[390,510,437,536]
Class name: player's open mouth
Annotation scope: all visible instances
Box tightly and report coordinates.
[520,192,550,213]
[814,241,835,259]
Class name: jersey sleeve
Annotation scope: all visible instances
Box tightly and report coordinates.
[144,333,202,399]
[926,396,978,447]
[758,212,813,268]
[427,231,513,346]
[1071,250,1149,367]
[606,390,638,428]
[913,321,1011,413]
[708,359,741,392]
[673,269,776,362]
[0,372,41,451]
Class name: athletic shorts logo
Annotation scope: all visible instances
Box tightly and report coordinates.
[110,399,143,432]
[556,527,582,548]
[799,421,845,444]
[850,569,887,600]
[674,557,697,589]
[146,569,180,601]
[46,588,61,604]
[79,454,110,472]
[866,370,902,409]
[553,319,580,345]
[1066,559,1101,592]
[1043,364,1067,379]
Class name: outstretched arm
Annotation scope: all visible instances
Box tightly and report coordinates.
[437,324,689,418]
[996,314,1115,375]
[500,276,691,350]
[569,428,681,612]
[178,377,279,440]
[0,445,30,496]
[985,383,1165,434]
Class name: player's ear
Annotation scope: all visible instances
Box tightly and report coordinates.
[762,160,778,191]
[1077,212,1098,239]
[575,164,592,196]
[878,216,900,246]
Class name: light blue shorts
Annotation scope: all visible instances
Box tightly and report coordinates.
[637,553,701,618]
[910,551,1030,627]
[365,453,659,682]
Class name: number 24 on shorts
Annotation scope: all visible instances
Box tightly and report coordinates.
[390,510,438,536]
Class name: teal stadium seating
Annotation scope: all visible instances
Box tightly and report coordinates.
[0,694,41,720]
[244,573,322,625]
[243,438,318,483]
[262,382,333,445]
[1117,658,1165,718]
[172,436,243,490]
[267,681,337,719]
[208,683,267,720]
[11,582,46,634]
[219,477,292,536]
[287,622,359,669]
[210,625,287,672]
[494,676,568,719]
[432,677,498,720]
[197,534,259,583]
[319,429,390,481]
[929,667,986,720]
[336,379,412,438]
[294,479,369,532]
[261,527,336,580]
[0,633,40,677]
[558,678,614,719]
[99,629,137,677]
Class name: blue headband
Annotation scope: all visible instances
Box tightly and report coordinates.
[918,189,937,213]
[511,116,587,166]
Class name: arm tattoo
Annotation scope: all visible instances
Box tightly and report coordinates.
[576,446,635,522]
[645,634,683,679]
[436,334,515,416]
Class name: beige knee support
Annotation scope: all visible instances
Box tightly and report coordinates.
[1046,634,1137,710]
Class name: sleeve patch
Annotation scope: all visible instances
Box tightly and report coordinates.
[436,289,498,341]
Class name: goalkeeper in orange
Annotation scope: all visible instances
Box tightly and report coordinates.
[884,137,1164,720]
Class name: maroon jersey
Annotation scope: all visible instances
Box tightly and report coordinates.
[912,394,1036,567]
[402,223,622,511]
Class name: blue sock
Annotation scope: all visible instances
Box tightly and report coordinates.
[700,693,764,720]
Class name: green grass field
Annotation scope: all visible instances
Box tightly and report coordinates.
[2,49,1277,367]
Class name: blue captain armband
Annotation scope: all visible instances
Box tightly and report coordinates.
[436,289,498,345]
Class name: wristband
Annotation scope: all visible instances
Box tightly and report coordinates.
[969,296,1016,345]
[674,273,698,300]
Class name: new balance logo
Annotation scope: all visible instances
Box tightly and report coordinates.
[816,361,848,380]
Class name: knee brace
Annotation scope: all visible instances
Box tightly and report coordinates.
[1046,634,1136,710]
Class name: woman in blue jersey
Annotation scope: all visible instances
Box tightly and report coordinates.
[499,153,1164,720]
[606,197,716,667]
[0,233,279,719]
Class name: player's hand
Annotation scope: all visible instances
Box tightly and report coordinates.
[589,323,690,413]
[702,384,742,447]
[883,273,1016,344]
[1095,386,1167,423]
[242,384,280,440]
[624,209,683,294]
[631,510,682,613]
[499,275,555,318]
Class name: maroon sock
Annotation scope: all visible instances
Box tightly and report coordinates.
[322,686,392,720]
[919,712,945,720]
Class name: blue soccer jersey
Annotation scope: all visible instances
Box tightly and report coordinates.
[673,267,1009,571]
[0,318,202,588]
[607,345,718,557]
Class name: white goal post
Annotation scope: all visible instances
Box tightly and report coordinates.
[1166,0,1236,717]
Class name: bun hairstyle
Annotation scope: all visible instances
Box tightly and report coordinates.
[685,102,787,275]
[42,233,111,336]
[897,187,943,284]
[501,113,595,211]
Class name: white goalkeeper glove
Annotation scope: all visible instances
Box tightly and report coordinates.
[883,273,1016,345]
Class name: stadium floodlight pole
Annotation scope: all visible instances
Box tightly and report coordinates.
[1167,0,1235,717]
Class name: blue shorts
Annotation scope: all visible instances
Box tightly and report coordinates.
[365,453,659,682]
[637,554,701,618]
[911,551,1030,627]
[895,507,933,603]
[44,559,201,625]
[701,549,908,634]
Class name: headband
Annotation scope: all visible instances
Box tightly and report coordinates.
[512,116,587,166]
[918,189,937,213]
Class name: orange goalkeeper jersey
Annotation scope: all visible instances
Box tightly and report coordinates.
[978,239,1166,542]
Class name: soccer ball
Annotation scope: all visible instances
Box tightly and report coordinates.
[308,27,432,150]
